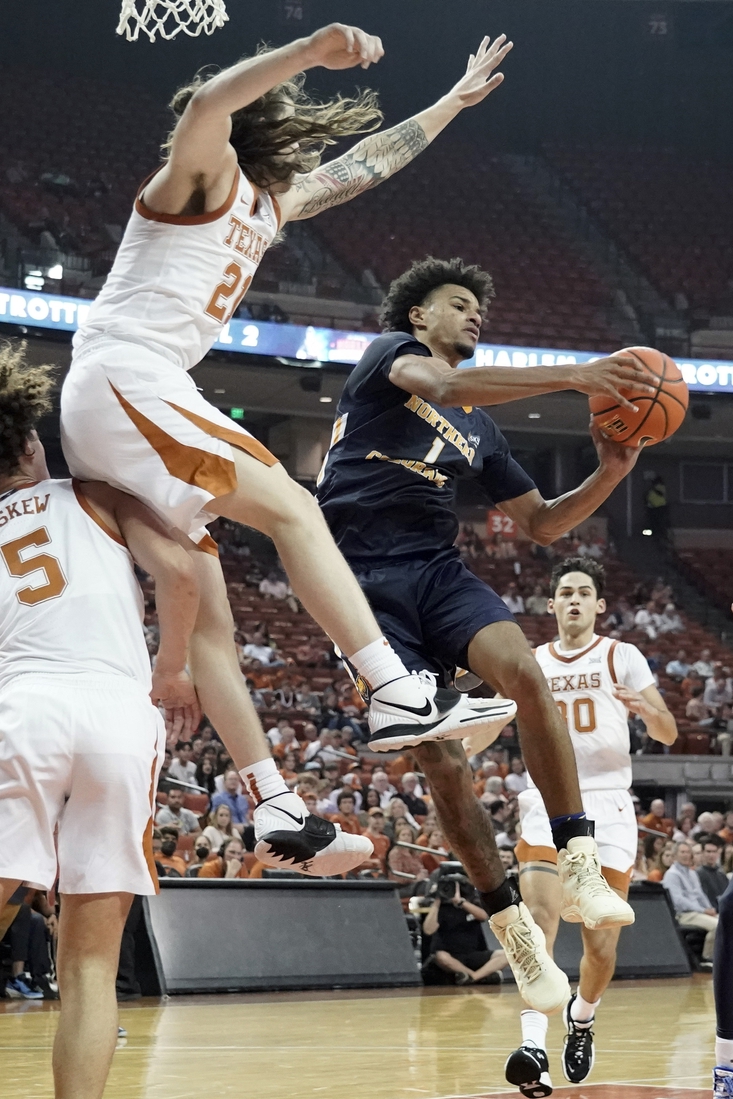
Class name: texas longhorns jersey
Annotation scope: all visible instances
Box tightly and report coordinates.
[530,634,654,792]
[0,479,151,691]
[73,168,280,372]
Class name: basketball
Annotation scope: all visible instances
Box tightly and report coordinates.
[588,346,689,447]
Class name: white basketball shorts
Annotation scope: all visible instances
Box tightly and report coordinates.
[61,337,279,540]
[0,672,165,895]
[515,787,637,893]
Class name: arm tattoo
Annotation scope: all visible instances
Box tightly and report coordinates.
[292,118,429,217]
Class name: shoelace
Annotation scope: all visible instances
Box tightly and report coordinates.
[564,850,612,898]
[502,919,544,983]
[412,669,439,689]
[567,1021,594,1064]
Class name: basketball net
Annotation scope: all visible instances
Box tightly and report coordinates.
[117,0,228,41]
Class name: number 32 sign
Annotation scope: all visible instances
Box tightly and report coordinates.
[487,510,516,539]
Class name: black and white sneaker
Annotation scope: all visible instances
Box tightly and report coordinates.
[254,793,373,876]
[367,671,517,753]
[504,1044,553,1097]
[561,994,595,1083]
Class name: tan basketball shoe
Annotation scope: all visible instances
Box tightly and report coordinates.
[489,902,571,1015]
[558,836,635,930]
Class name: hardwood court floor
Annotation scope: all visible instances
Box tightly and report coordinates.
[0,976,716,1098]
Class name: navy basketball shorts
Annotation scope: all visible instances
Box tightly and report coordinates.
[350,548,516,682]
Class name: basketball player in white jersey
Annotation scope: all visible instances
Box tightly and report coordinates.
[57,24,545,875]
[0,344,201,1099]
[504,557,677,1097]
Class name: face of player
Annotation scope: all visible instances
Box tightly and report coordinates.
[548,571,606,645]
[409,284,482,365]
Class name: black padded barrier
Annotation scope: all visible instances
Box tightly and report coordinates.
[139,879,421,995]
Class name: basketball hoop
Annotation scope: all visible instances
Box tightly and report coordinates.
[117,0,229,42]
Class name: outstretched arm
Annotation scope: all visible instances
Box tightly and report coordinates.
[389,351,656,412]
[144,23,384,216]
[278,34,513,222]
[497,423,641,545]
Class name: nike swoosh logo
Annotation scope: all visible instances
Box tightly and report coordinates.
[383,699,433,718]
[270,807,305,825]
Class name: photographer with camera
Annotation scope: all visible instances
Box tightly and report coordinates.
[422,867,507,986]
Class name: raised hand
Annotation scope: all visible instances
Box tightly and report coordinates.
[448,34,514,108]
[573,353,657,412]
[613,683,655,719]
[304,23,384,71]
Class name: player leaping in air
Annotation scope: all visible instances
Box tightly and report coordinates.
[316,257,659,1012]
[504,557,676,1097]
[61,23,654,880]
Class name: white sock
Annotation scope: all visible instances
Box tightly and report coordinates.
[716,1037,733,1068]
[571,991,600,1025]
[349,637,412,693]
[240,758,289,805]
[520,1009,548,1050]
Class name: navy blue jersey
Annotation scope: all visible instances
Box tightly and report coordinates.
[316,332,536,560]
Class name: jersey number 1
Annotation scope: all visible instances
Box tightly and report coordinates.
[204,261,253,325]
[1,527,68,606]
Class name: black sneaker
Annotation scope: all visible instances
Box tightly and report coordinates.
[561,994,595,1083]
[504,1044,553,1097]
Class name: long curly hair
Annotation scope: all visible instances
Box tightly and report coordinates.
[0,343,54,478]
[379,257,495,334]
[166,49,383,190]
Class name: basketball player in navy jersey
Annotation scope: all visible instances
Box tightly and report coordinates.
[317,257,653,997]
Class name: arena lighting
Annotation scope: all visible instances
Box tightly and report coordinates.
[319,396,333,403]
[642,529,653,536]
[528,412,541,419]
[46,264,63,280]
[2,284,733,393]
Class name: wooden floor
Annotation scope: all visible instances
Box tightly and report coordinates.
[0,976,716,1098]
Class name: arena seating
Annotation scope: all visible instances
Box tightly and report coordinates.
[313,141,620,350]
[675,548,733,615]
[545,144,733,315]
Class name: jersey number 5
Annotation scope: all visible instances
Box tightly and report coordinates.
[204,261,253,325]
[1,527,68,606]
[556,696,597,734]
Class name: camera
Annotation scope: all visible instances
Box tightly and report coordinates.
[431,862,476,902]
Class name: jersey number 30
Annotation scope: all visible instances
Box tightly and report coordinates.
[1,528,68,606]
[556,697,597,735]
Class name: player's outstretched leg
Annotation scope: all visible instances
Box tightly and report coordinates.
[52,892,131,1099]
[413,741,570,1014]
[505,861,562,1097]
[210,452,506,745]
[467,622,634,930]
[186,546,373,875]
[561,920,621,1083]
[713,878,733,1097]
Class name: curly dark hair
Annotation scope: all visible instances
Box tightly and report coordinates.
[379,256,495,334]
[0,343,54,478]
[166,49,383,190]
[549,556,606,599]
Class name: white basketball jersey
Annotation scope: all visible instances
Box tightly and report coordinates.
[73,168,279,371]
[530,634,655,792]
[0,479,151,690]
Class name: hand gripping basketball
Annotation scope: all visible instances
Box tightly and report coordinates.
[588,346,689,448]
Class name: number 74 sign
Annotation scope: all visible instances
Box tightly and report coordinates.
[487,509,517,538]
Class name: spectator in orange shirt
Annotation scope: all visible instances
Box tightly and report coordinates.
[280,751,299,784]
[198,836,250,879]
[330,792,363,835]
[388,823,428,890]
[157,827,187,877]
[718,811,733,845]
[641,798,675,838]
[363,808,390,871]
[421,827,449,874]
[473,760,500,798]
[647,841,675,883]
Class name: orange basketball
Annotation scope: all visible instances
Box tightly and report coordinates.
[588,346,688,447]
